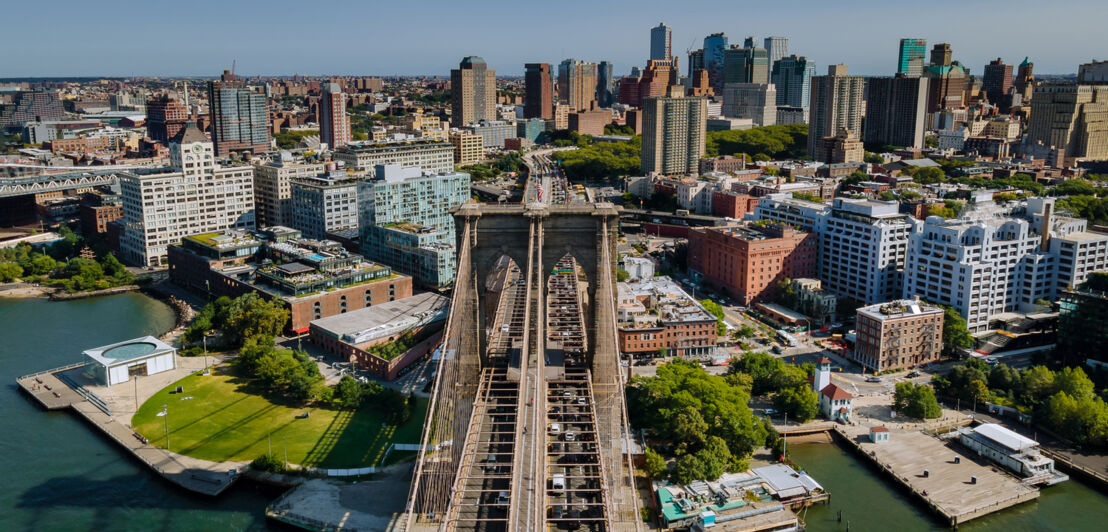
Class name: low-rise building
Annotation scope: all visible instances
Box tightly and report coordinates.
[812,357,853,422]
[332,138,454,174]
[78,190,123,235]
[309,292,449,379]
[449,130,483,166]
[167,227,413,333]
[853,299,943,372]
[617,277,717,359]
[957,424,1068,485]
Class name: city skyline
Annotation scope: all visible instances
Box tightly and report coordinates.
[2,0,1104,78]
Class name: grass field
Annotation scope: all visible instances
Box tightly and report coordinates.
[132,367,427,469]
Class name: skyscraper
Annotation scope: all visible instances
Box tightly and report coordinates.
[764,36,789,64]
[897,38,927,77]
[864,75,930,149]
[688,49,705,79]
[808,65,865,159]
[1028,83,1108,163]
[641,86,707,175]
[923,44,968,114]
[704,33,729,92]
[723,46,770,85]
[1015,57,1035,101]
[597,61,616,107]
[207,69,270,156]
[557,59,598,111]
[721,83,777,126]
[771,55,815,109]
[982,58,1014,105]
[524,63,553,119]
[930,43,952,67]
[319,82,350,149]
[650,23,672,61]
[451,56,497,128]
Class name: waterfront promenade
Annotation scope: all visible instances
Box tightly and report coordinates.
[17,354,245,496]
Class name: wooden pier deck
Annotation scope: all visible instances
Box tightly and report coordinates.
[17,361,244,497]
[833,425,1038,527]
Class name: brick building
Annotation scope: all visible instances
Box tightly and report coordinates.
[616,277,717,358]
[167,227,413,334]
[853,299,944,372]
[711,191,759,219]
[687,222,818,305]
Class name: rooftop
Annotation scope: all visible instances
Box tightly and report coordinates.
[858,299,942,321]
[83,336,174,367]
[310,292,449,346]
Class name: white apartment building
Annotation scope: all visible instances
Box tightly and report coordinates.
[754,195,913,304]
[819,199,915,304]
[290,167,359,240]
[902,193,1103,332]
[120,126,255,267]
[253,154,325,227]
[332,139,454,174]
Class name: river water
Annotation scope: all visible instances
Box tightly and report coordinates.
[789,439,1108,531]
[1,293,284,532]
[5,294,1108,531]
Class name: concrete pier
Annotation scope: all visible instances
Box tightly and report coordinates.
[834,425,1038,527]
[17,358,244,496]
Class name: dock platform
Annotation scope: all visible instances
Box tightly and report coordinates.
[17,359,244,496]
[834,425,1038,527]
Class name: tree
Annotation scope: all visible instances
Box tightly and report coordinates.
[642,447,667,478]
[0,262,23,282]
[699,299,728,336]
[224,293,290,346]
[911,166,946,185]
[938,304,973,353]
[734,325,756,339]
[1053,179,1097,197]
[893,382,942,419]
[773,386,819,422]
[864,152,884,164]
[29,254,57,276]
[336,375,365,408]
[878,191,897,201]
[627,360,765,464]
[792,192,822,203]
[1021,365,1056,406]
[616,268,630,282]
[1055,366,1095,401]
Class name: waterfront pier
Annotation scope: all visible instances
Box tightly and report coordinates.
[17,357,243,496]
[834,425,1039,527]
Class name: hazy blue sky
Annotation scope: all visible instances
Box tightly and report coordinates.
[3,0,1104,78]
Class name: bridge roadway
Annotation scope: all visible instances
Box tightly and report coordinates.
[406,200,640,532]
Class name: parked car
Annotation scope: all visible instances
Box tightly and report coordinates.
[907,371,921,378]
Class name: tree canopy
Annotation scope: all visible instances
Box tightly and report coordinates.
[893,381,942,419]
[627,360,765,468]
[705,124,808,160]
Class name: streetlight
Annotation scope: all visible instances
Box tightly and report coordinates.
[160,404,170,452]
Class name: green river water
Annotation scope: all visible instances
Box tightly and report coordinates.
[789,439,1108,531]
[3,293,1107,531]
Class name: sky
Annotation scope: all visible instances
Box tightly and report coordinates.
[2,0,1105,78]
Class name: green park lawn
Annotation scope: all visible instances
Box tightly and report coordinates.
[132,367,427,469]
